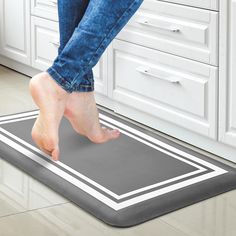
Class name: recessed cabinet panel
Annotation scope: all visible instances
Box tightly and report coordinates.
[93,57,108,96]
[31,0,58,21]
[31,16,59,71]
[112,40,218,138]
[116,0,218,66]
[0,0,31,64]
[219,0,236,149]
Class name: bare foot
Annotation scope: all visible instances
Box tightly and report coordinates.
[64,91,120,143]
[29,71,69,161]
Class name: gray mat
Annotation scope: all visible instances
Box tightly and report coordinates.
[0,109,236,227]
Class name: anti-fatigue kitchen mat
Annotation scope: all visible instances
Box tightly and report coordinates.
[0,109,236,227]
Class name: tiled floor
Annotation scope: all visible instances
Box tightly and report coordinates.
[0,64,236,236]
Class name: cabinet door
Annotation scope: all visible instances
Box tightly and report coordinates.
[0,0,31,65]
[219,0,236,148]
[111,39,218,138]
[31,16,59,71]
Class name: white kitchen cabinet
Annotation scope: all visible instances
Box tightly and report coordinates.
[218,0,236,148]
[110,39,218,138]
[116,0,219,66]
[0,0,31,65]
[31,16,59,71]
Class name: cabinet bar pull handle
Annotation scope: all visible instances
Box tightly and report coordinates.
[50,41,60,48]
[136,18,180,33]
[136,66,181,84]
[49,0,57,5]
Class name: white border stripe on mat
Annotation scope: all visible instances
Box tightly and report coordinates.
[0,125,205,200]
[0,133,119,210]
[98,114,226,173]
[0,111,228,210]
[0,110,39,122]
[0,132,228,211]
[0,115,38,125]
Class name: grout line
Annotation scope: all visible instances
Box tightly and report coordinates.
[0,64,31,78]
[0,202,70,220]
[158,218,192,236]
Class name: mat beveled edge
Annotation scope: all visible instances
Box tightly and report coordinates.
[0,141,236,228]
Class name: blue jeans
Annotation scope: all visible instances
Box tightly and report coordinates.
[46,0,144,93]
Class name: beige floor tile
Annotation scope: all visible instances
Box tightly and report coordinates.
[0,159,68,218]
[0,87,37,115]
[0,65,37,116]
[1,193,236,236]
[160,189,236,236]
[0,193,20,218]
[0,203,190,236]
[0,65,30,89]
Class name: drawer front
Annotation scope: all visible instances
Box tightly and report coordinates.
[116,0,218,66]
[157,0,219,11]
[31,0,58,21]
[112,39,217,138]
[31,16,59,71]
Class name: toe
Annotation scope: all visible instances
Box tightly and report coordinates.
[108,128,120,139]
[51,146,60,161]
[101,127,120,141]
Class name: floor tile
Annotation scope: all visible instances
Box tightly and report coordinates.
[160,189,236,236]
[0,159,68,218]
[0,203,189,236]
[0,65,37,115]
[0,65,30,89]
[0,87,37,115]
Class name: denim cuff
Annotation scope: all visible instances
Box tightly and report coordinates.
[73,83,95,92]
[46,67,94,93]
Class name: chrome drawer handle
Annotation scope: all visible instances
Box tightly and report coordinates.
[136,18,180,33]
[136,66,181,84]
[50,41,60,47]
[48,0,57,5]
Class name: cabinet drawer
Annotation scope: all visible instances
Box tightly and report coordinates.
[31,16,59,71]
[116,0,218,66]
[31,0,58,21]
[111,40,217,138]
[157,0,218,11]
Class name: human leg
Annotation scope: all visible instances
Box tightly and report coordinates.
[57,0,144,142]
[56,0,120,140]
[57,0,94,92]
[46,0,144,93]
[29,0,144,160]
